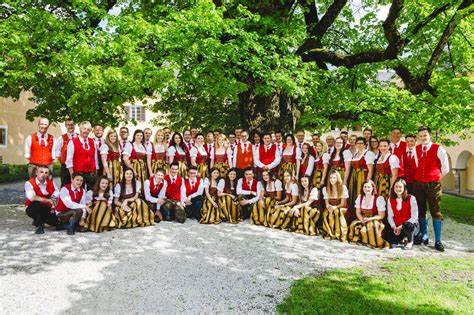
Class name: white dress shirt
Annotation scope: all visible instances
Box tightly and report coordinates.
[66,137,99,170]
[59,186,87,209]
[414,142,450,176]
[254,144,281,169]
[143,178,168,206]
[24,178,59,201]
[236,178,262,205]
[55,132,76,160]
[24,132,57,160]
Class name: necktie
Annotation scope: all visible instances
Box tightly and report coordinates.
[244,144,247,152]
[172,178,175,184]
[247,180,251,187]
[408,151,412,159]
[190,181,195,190]
[83,139,89,150]
[422,146,427,158]
[73,189,77,199]
[40,134,46,147]
[98,138,102,148]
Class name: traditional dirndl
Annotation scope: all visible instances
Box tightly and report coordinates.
[322,198,348,241]
[278,161,297,182]
[291,201,321,236]
[200,187,221,224]
[250,196,276,227]
[115,196,155,228]
[348,161,369,207]
[176,156,188,178]
[329,160,345,184]
[104,157,122,191]
[84,200,117,233]
[312,157,324,187]
[267,191,294,229]
[151,151,168,175]
[349,219,390,249]
[218,194,242,224]
[130,153,148,189]
[374,173,391,199]
[197,162,209,179]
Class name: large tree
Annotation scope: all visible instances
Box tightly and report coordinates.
[1,0,473,137]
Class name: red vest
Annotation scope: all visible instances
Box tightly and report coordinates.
[242,179,257,192]
[25,178,56,207]
[72,137,96,173]
[60,133,76,164]
[390,195,412,226]
[55,184,85,212]
[164,175,183,202]
[403,150,417,184]
[149,176,164,198]
[235,143,253,169]
[390,141,406,178]
[258,144,277,171]
[300,157,309,176]
[414,144,442,182]
[184,178,201,196]
[29,133,54,165]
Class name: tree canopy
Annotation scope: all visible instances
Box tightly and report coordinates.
[1,0,473,138]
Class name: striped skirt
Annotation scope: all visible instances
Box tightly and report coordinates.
[200,195,221,224]
[197,162,208,179]
[349,219,390,249]
[152,159,169,176]
[131,159,147,189]
[268,205,293,230]
[84,200,117,233]
[176,160,188,178]
[218,195,242,224]
[250,197,275,227]
[104,160,122,191]
[214,162,229,178]
[348,168,367,208]
[322,207,348,241]
[375,173,391,199]
[291,207,321,236]
[278,162,297,182]
[312,168,323,187]
[115,198,155,228]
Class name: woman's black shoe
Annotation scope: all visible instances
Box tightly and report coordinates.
[435,241,445,252]
[67,229,75,235]
[35,225,45,234]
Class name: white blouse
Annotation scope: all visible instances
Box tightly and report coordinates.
[322,185,349,199]
[354,195,386,211]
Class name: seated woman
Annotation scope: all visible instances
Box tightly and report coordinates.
[217,168,242,224]
[289,175,320,235]
[84,176,117,233]
[200,168,222,224]
[348,180,390,249]
[114,167,154,228]
[322,170,349,242]
[251,170,283,226]
[267,170,299,230]
[385,178,419,250]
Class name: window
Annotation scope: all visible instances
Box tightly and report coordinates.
[0,125,7,148]
[126,105,146,122]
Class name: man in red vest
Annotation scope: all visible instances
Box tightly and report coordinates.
[24,165,60,234]
[403,134,417,194]
[56,119,77,187]
[143,168,168,222]
[413,126,450,251]
[232,131,254,179]
[183,166,204,219]
[24,118,57,178]
[236,167,262,219]
[254,133,281,180]
[56,173,88,235]
[66,121,98,190]
[389,127,407,178]
[162,162,187,223]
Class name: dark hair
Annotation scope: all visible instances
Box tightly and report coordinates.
[390,178,408,200]
[188,165,198,171]
[92,176,111,200]
[312,133,320,137]
[35,164,49,171]
[250,130,263,144]
[363,127,373,134]
[379,138,390,146]
[120,167,137,200]
[119,126,129,132]
[275,131,283,136]
[329,137,345,165]
[132,129,144,145]
[298,175,313,201]
[262,132,272,139]
[224,168,238,193]
[195,133,204,139]
[228,133,236,137]
[169,161,179,169]
[71,173,84,179]
[391,127,402,133]
[284,134,295,145]
[356,136,366,145]
[208,167,220,184]
[405,134,416,140]
[182,129,191,135]
[418,126,431,134]
[359,179,376,197]
[154,168,166,175]
[243,166,253,174]
[260,170,275,192]
[340,131,348,136]
[301,143,311,159]
[169,132,186,151]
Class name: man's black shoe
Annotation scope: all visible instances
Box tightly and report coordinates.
[35,225,45,234]
[67,228,75,235]
[435,241,445,252]
[414,234,422,245]
[422,238,429,246]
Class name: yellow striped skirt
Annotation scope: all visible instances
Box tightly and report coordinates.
[278,162,297,182]
[291,207,321,236]
[104,160,122,191]
[349,219,390,249]
[268,205,293,230]
[115,198,154,229]
[84,200,117,233]
[131,159,147,189]
[177,160,188,178]
[374,173,391,199]
[312,168,323,187]
[250,197,276,227]
[197,162,208,179]
[200,195,221,224]
[152,159,169,176]
[348,168,367,207]
[322,207,348,241]
[214,162,229,178]
[218,195,242,224]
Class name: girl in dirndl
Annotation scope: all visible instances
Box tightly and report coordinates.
[278,134,301,182]
[217,168,242,224]
[190,133,209,179]
[267,170,299,230]
[148,129,168,177]
[348,180,390,249]
[288,176,320,236]
[114,168,154,228]
[122,129,150,189]
[321,137,351,187]
[200,168,222,224]
[250,170,283,226]
[84,176,117,233]
[100,129,122,191]
[167,132,188,178]
[299,143,315,179]
[312,141,325,188]
[210,134,231,177]
[374,139,400,199]
[322,170,349,242]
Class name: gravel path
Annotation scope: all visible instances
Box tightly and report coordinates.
[1,201,473,314]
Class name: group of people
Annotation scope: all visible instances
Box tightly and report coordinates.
[23,118,449,251]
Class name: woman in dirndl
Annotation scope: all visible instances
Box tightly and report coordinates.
[374,139,400,199]
[167,132,188,178]
[217,168,242,224]
[84,176,117,232]
[312,141,325,188]
[267,170,299,230]
[278,134,301,182]
[321,137,351,187]
[100,129,122,191]
[322,170,349,242]
[299,143,315,179]
[122,129,150,189]
[210,134,231,178]
[114,168,154,228]
[250,170,283,226]
[288,175,320,235]
[190,133,209,179]
[348,180,390,249]
[200,168,222,224]
[148,129,168,176]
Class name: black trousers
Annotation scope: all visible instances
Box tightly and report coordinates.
[25,201,58,227]
[384,222,418,244]
[60,163,71,187]
[184,196,203,220]
[237,194,253,219]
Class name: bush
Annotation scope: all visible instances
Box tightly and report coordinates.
[0,162,61,184]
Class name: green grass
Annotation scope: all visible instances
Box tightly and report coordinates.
[0,162,61,184]
[442,194,474,225]
[278,258,474,314]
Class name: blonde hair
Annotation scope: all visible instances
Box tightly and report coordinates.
[215,134,228,150]
[326,170,343,198]
[154,130,167,146]
[105,129,119,152]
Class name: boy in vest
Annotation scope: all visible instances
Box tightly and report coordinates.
[403,134,417,194]
[413,126,449,251]
[24,165,60,234]
[56,173,88,235]
[162,162,187,223]
[183,166,204,219]
[24,118,56,178]
[254,133,281,180]
[389,127,407,179]
[66,121,98,190]
[56,119,77,187]
[236,167,262,219]
[144,168,168,222]
[232,131,254,179]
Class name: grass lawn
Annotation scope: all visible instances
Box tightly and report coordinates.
[442,194,474,225]
[278,258,473,314]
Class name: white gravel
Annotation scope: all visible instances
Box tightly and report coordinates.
[1,204,473,314]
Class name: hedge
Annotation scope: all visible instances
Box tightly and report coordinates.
[0,163,61,184]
